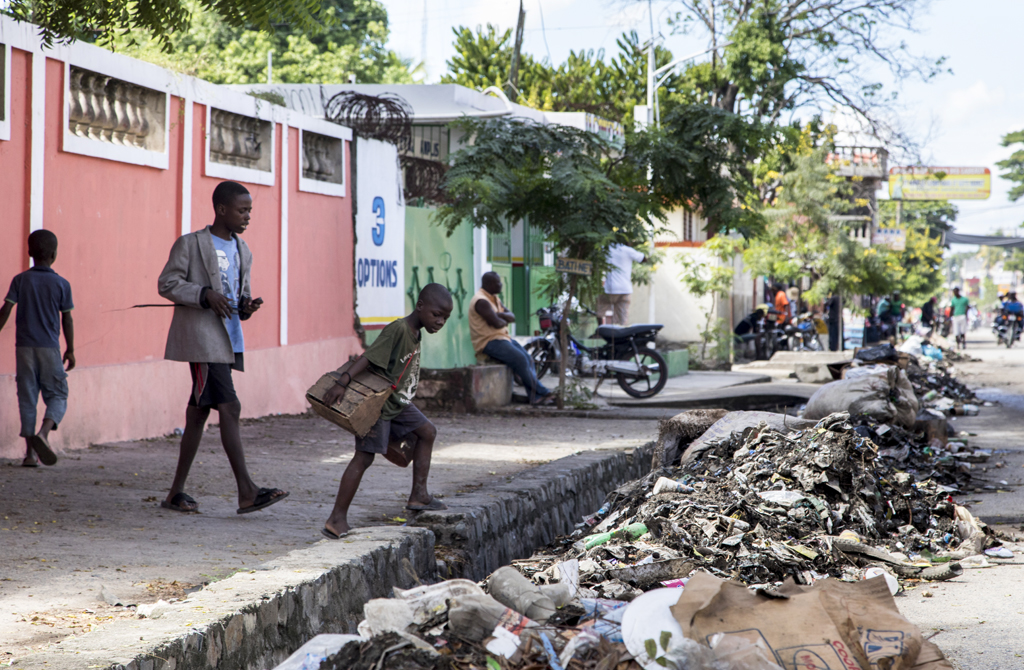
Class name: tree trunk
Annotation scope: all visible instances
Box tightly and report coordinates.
[557,274,577,410]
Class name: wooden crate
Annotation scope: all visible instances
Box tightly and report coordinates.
[306,368,393,437]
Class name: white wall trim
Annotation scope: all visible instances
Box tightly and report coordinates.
[180,98,193,236]
[203,103,276,186]
[289,112,350,198]
[0,42,11,141]
[29,49,44,232]
[61,61,171,169]
[279,123,289,346]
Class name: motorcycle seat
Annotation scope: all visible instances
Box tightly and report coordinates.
[595,324,664,341]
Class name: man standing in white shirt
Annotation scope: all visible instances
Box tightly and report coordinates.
[597,243,646,325]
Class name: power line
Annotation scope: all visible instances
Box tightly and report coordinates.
[537,0,553,64]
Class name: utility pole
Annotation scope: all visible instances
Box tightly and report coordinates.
[507,0,526,103]
[421,0,428,72]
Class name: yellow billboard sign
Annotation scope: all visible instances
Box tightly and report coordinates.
[888,166,990,200]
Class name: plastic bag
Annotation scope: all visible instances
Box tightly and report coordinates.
[855,343,899,364]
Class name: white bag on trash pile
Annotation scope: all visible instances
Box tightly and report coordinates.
[804,366,919,428]
[898,335,925,357]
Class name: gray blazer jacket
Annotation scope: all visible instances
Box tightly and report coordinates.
[158,227,252,365]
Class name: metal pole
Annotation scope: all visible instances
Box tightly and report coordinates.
[508,0,526,102]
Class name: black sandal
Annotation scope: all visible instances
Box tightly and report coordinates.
[161,492,199,513]
[237,488,289,514]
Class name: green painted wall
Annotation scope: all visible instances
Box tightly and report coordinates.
[365,207,477,370]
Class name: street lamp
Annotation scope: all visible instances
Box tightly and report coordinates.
[641,41,731,129]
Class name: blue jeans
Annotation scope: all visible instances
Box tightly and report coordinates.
[482,338,551,397]
[16,347,68,437]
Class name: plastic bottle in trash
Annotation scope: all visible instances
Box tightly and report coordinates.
[962,404,979,416]
[653,476,695,495]
[583,522,648,550]
[922,390,939,402]
[487,566,558,623]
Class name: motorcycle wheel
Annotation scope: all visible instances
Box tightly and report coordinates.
[525,340,556,378]
[615,349,669,399]
[1009,323,1019,349]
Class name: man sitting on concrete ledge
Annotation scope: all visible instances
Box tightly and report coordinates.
[469,272,553,405]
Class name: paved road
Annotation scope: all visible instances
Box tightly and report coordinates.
[895,327,1024,670]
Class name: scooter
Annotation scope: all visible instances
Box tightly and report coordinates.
[526,305,668,398]
[993,310,1023,348]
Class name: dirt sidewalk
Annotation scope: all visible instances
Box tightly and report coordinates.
[0,411,656,661]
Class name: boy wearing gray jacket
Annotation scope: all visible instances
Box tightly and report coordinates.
[157,180,287,515]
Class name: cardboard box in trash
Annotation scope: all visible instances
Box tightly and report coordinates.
[670,572,952,670]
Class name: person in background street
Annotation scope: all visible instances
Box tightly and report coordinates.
[157,180,287,515]
[733,308,765,359]
[826,293,842,351]
[920,296,936,331]
[319,283,453,539]
[597,243,646,325]
[877,291,903,340]
[773,284,790,325]
[0,230,74,467]
[787,287,800,320]
[469,272,552,404]
[950,287,970,350]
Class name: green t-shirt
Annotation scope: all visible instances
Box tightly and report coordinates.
[951,296,969,316]
[364,318,421,421]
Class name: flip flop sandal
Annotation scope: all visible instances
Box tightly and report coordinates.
[405,496,448,512]
[28,435,58,466]
[321,527,350,540]
[161,492,199,513]
[237,488,289,514]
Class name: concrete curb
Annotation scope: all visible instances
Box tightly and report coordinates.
[416,442,656,580]
[12,528,436,670]
[12,445,656,670]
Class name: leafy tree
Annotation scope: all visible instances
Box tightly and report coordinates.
[109,0,415,85]
[743,146,898,303]
[662,0,947,145]
[997,129,1024,204]
[7,0,321,48]
[877,200,957,235]
[441,27,687,128]
[435,115,759,405]
[440,24,552,107]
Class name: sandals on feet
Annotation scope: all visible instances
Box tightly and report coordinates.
[28,435,58,466]
[237,488,289,514]
[161,491,199,513]
[405,496,448,512]
[321,527,350,540]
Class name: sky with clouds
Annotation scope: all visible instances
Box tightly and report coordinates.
[379,0,1024,240]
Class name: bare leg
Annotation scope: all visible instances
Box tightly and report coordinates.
[164,405,210,511]
[38,417,55,440]
[407,421,437,507]
[325,451,375,536]
[216,400,263,509]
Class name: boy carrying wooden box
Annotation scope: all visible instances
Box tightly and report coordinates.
[320,283,453,539]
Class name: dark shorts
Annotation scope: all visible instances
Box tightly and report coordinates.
[355,403,429,455]
[188,354,243,408]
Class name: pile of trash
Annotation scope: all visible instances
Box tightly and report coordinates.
[518,412,998,600]
[281,562,956,670]
[894,338,980,405]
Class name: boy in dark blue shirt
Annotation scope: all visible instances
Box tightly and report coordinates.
[0,230,75,467]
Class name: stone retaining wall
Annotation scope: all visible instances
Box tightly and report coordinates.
[416,442,655,580]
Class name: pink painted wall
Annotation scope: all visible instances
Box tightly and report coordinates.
[288,130,356,345]
[0,48,35,376]
[0,51,360,458]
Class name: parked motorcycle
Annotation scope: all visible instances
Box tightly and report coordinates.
[526,305,668,398]
[785,313,824,352]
